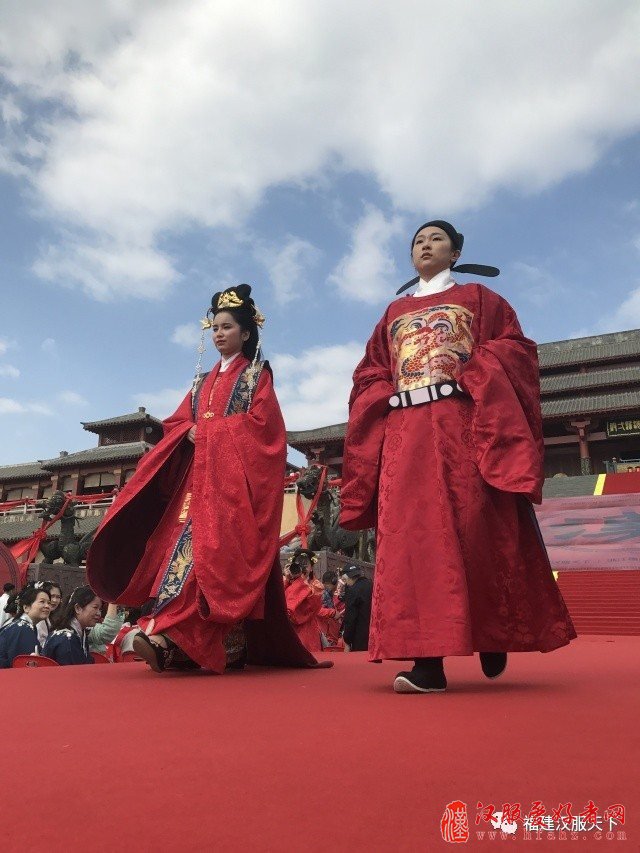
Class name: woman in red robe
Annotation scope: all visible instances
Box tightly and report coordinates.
[339,221,575,693]
[87,285,328,675]
[284,551,323,654]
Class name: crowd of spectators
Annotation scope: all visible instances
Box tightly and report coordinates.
[0,547,373,669]
[0,580,132,668]
[282,549,373,654]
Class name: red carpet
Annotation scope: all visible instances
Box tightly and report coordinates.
[557,571,640,635]
[1,637,637,851]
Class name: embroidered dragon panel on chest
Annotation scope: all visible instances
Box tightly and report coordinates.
[388,303,475,392]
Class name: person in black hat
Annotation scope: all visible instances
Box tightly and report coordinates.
[339,220,575,693]
[340,564,372,652]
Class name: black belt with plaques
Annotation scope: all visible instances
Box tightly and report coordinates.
[389,381,465,410]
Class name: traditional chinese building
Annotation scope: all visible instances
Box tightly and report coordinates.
[0,406,299,550]
[287,329,640,478]
[0,408,162,548]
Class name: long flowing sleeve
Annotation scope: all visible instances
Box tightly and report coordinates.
[285,582,323,626]
[88,612,124,651]
[458,286,544,503]
[340,309,395,530]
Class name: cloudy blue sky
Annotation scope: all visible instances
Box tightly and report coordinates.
[1,0,640,466]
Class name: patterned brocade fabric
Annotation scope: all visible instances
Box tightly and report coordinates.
[154,361,266,615]
[388,303,474,392]
[223,622,246,664]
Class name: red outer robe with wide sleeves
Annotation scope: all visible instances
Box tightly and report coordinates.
[339,283,575,661]
[87,359,327,671]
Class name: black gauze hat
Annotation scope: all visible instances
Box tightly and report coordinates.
[398,220,499,295]
[411,220,464,251]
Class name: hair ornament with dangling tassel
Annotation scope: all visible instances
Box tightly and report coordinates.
[192,284,267,395]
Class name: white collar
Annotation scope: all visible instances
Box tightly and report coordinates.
[219,352,240,373]
[413,268,456,297]
[20,613,36,627]
[70,617,84,640]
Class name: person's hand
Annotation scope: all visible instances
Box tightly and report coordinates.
[187,426,196,443]
[343,643,351,652]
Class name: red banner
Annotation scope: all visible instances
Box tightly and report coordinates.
[280,466,329,547]
[535,494,640,571]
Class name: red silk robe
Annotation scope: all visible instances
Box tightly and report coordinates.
[87,356,325,672]
[340,283,576,661]
[284,577,323,653]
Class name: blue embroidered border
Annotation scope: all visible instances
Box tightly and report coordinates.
[153,519,194,615]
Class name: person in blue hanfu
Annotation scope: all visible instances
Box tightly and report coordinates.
[44,586,102,665]
[0,584,52,668]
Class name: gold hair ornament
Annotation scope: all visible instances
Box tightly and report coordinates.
[216,290,244,311]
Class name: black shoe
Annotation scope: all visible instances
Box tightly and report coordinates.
[133,631,177,673]
[393,658,447,693]
[480,652,507,679]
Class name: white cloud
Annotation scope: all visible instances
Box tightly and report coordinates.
[33,238,176,301]
[329,206,405,303]
[41,338,56,353]
[58,391,88,405]
[2,2,640,300]
[272,342,363,430]
[585,282,640,335]
[0,398,52,416]
[132,387,186,419]
[512,261,568,308]
[171,323,201,348]
[256,237,321,304]
[0,365,20,378]
[0,339,11,356]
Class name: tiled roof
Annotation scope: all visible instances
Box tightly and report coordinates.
[82,409,162,433]
[0,461,47,483]
[541,390,640,420]
[538,330,640,370]
[287,424,347,447]
[287,390,640,445]
[0,510,107,544]
[540,364,640,395]
[41,442,153,470]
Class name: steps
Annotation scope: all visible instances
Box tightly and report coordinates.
[556,570,640,635]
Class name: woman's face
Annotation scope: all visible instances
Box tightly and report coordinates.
[75,596,102,629]
[24,593,51,623]
[212,311,249,358]
[48,586,62,611]
[411,227,460,280]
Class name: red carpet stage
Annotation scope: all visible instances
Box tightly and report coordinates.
[1,637,636,851]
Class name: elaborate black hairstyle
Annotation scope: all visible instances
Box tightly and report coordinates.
[52,585,99,630]
[5,582,51,618]
[208,284,265,363]
[286,547,318,576]
[397,220,500,294]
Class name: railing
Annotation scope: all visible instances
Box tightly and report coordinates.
[0,495,115,522]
